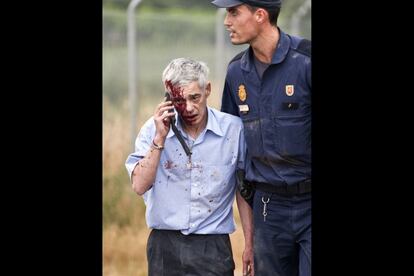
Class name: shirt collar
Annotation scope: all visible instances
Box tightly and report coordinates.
[240,28,290,72]
[205,107,224,137]
[166,107,224,139]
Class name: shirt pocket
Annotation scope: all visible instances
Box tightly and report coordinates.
[273,113,311,160]
[203,164,236,205]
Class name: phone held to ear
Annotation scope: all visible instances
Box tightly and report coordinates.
[164,92,176,125]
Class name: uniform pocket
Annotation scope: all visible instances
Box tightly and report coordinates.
[241,117,263,156]
[274,113,311,160]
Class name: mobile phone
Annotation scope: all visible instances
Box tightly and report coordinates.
[164,92,176,125]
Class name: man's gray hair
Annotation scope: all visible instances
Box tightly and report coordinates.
[162,58,210,90]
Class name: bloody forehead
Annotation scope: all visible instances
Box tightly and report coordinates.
[165,80,186,114]
[165,80,183,98]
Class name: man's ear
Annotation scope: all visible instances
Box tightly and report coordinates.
[205,82,211,98]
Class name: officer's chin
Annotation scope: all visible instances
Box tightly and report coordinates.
[231,38,246,45]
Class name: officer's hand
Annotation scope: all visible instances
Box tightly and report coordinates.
[153,99,175,141]
[242,246,254,276]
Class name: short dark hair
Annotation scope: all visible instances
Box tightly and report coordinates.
[246,4,280,26]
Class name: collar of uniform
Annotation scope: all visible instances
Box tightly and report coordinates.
[240,28,290,71]
[166,107,223,139]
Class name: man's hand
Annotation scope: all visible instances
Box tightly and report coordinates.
[153,99,175,144]
[242,246,254,276]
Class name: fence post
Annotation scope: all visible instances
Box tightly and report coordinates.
[127,0,143,151]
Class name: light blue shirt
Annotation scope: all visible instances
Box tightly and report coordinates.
[125,107,246,235]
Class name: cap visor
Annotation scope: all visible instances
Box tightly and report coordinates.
[211,0,243,8]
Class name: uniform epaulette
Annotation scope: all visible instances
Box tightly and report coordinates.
[229,50,247,65]
[296,39,311,57]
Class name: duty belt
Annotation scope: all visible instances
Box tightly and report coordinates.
[252,179,311,196]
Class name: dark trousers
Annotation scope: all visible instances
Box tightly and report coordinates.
[147,229,235,276]
[253,190,311,276]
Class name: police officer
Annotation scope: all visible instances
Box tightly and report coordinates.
[211,1,311,275]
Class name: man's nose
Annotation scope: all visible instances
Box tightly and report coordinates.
[186,100,194,113]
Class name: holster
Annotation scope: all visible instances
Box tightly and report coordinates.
[236,169,254,207]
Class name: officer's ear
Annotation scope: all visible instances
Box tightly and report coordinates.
[255,8,267,24]
[205,82,211,98]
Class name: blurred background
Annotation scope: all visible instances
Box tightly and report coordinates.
[103,0,311,275]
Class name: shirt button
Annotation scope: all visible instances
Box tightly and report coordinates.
[190,223,195,228]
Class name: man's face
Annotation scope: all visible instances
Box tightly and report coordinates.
[169,81,211,128]
[224,5,259,45]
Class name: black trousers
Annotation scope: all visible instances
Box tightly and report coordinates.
[147,229,235,276]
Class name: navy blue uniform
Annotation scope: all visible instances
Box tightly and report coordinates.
[221,30,312,276]
[221,30,311,186]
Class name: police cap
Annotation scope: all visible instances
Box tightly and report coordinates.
[211,0,281,9]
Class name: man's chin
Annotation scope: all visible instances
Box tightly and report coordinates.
[183,116,197,125]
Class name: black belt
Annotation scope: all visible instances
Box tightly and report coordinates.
[252,179,311,196]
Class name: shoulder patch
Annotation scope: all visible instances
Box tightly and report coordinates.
[296,39,311,57]
[229,50,247,65]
